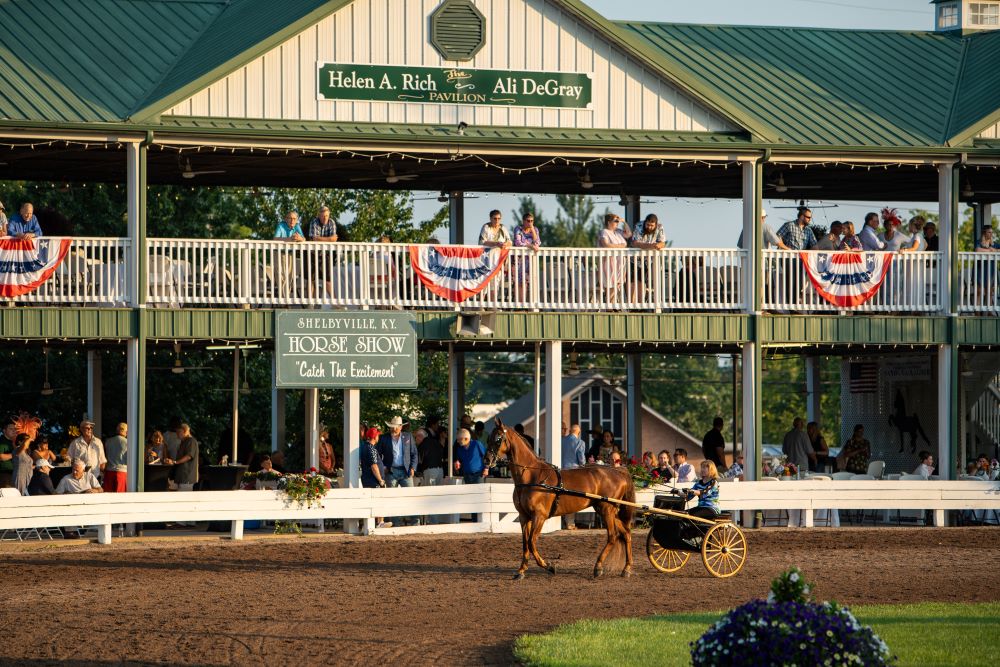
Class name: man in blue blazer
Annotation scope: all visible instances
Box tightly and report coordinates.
[377,416,419,488]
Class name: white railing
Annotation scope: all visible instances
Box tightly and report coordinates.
[762,250,942,312]
[4,237,131,306]
[3,480,998,545]
[958,251,1000,313]
[146,239,745,311]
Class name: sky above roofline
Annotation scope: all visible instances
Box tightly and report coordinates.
[583,0,930,31]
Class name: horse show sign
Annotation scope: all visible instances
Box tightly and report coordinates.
[275,311,418,388]
[317,63,593,109]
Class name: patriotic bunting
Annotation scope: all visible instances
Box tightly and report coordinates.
[409,244,509,302]
[799,251,893,308]
[0,237,72,298]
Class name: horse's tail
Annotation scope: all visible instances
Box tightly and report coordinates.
[615,475,636,535]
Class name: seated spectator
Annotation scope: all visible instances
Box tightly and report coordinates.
[814,221,843,251]
[27,458,56,496]
[269,449,286,473]
[609,451,623,467]
[258,455,279,475]
[838,424,871,474]
[598,429,616,463]
[273,211,305,242]
[652,450,675,482]
[839,221,862,250]
[146,430,165,463]
[673,448,697,482]
[973,454,997,480]
[912,451,935,478]
[5,202,43,239]
[55,459,103,494]
[724,454,745,480]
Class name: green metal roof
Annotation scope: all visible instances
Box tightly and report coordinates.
[2,1,1000,151]
[615,22,992,148]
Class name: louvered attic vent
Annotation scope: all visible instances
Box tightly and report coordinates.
[430,0,486,61]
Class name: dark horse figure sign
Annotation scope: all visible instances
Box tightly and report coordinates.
[485,418,635,579]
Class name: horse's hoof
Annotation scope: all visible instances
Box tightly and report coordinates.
[593,568,603,579]
[547,564,557,575]
[621,568,632,578]
[513,572,525,581]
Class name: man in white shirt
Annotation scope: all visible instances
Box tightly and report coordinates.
[479,210,512,248]
[912,451,935,478]
[673,448,697,482]
[859,212,886,251]
[67,419,105,479]
[55,459,103,494]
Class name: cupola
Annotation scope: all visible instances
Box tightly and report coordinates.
[932,1,1000,33]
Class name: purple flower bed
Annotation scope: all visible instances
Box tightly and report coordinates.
[691,568,894,666]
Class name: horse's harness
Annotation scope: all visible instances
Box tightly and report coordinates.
[494,426,566,516]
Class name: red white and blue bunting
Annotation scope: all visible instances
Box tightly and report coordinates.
[800,251,893,308]
[0,238,71,298]
[409,244,509,302]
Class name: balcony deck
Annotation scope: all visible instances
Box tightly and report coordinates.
[5,238,1000,316]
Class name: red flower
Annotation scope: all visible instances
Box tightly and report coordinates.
[630,456,638,465]
[309,467,317,473]
[652,470,660,478]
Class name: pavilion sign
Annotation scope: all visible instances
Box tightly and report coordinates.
[275,311,418,389]
[317,63,592,109]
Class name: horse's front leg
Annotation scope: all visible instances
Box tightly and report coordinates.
[593,504,617,578]
[528,511,556,575]
[515,514,532,580]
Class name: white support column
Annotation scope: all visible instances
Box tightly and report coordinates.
[805,357,821,424]
[304,388,320,470]
[938,162,955,314]
[87,350,102,437]
[741,343,758,481]
[125,339,140,493]
[626,354,642,459]
[125,142,142,307]
[343,388,361,488]
[741,159,759,311]
[937,345,955,481]
[533,343,542,453]
[544,341,562,466]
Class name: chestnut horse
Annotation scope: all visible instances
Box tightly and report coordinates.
[485,418,635,579]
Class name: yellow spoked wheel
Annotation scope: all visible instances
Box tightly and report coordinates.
[701,522,748,578]
[646,530,691,573]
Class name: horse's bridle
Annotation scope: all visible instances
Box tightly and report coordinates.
[489,425,561,481]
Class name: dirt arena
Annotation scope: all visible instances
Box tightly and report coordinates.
[2,528,997,666]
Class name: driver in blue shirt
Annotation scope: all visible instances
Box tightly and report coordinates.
[4,202,43,239]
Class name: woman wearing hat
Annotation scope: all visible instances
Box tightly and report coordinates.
[27,458,56,496]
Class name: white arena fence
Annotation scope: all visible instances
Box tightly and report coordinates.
[145,240,746,311]
[762,249,942,312]
[2,479,998,545]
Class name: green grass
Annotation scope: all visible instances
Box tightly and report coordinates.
[514,602,1000,667]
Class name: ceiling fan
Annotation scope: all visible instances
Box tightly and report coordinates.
[961,180,1000,199]
[180,157,225,179]
[771,199,838,210]
[765,173,823,194]
[578,168,620,190]
[350,163,419,184]
[412,191,482,202]
[149,342,213,374]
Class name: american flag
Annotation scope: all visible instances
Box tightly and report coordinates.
[849,362,878,393]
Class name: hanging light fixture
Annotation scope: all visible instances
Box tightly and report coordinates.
[239,348,251,394]
[40,347,54,395]
[567,351,580,376]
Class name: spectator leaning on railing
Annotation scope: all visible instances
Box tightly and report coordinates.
[4,202,43,239]
[0,200,7,232]
[479,210,512,248]
[308,205,337,242]
[273,210,305,242]
[859,212,886,251]
[776,207,817,250]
